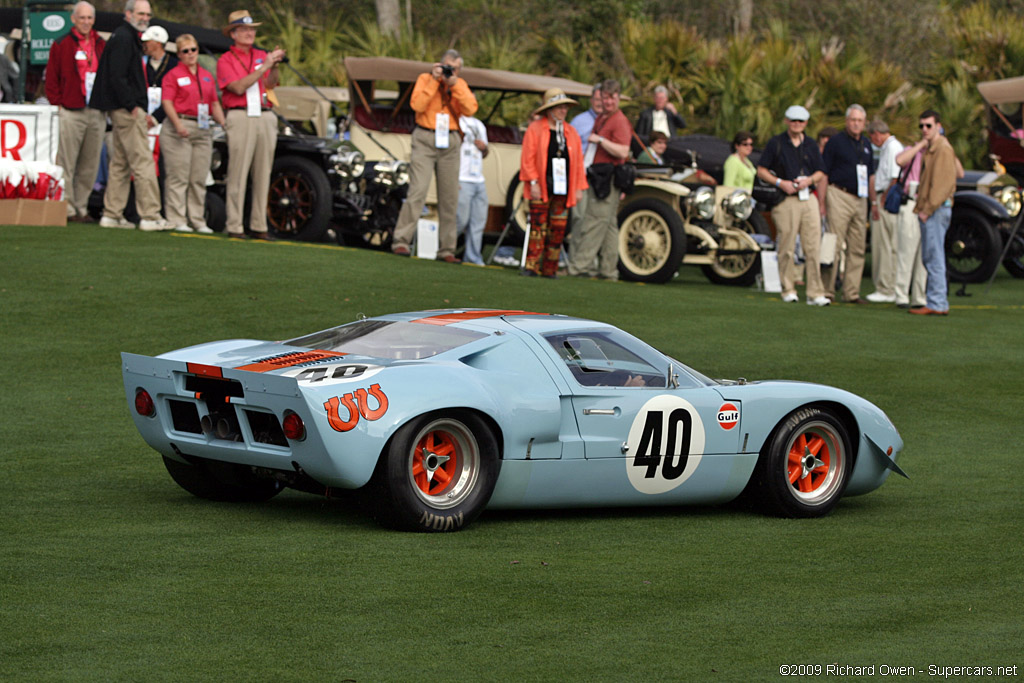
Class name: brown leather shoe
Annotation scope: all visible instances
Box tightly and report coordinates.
[251,232,277,241]
[393,245,411,256]
[437,254,462,264]
[909,307,949,316]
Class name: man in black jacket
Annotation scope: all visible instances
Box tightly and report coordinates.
[90,0,168,231]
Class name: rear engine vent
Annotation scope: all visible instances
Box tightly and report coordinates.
[169,400,202,434]
[246,411,288,447]
[184,374,244,401]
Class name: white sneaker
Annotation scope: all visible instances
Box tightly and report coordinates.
[492,255,519,267]
[865,291,896,303]
[139,218,173,232]
[99,216,134,229]
[807,296,831,307]
[193,223,214,234]
[174,224,194,233]
[781,292,799,303]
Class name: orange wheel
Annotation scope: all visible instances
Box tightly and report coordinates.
[378,412,500,531]
[747,407,851,517]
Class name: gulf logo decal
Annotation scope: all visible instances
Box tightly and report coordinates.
[324,384,389,432]
[625,395,706,495]
[717,403,739,430]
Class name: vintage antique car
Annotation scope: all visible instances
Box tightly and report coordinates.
[123,309,905,532]
[344,57,766,284]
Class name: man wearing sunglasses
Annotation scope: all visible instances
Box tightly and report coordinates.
[899,110,958,316]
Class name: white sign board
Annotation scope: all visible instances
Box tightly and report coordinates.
[416,218,438,260]
[0,104,60,164]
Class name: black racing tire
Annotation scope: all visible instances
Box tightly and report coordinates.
[744,407,852,518]
[267,156,333,241]
[375,411,500,532]
[701,209,769,286]
[617,197,687,283]
[946,207,1001,283]
[1001,228,1024,278]
[161,455,284,503]
[204,191,226,233]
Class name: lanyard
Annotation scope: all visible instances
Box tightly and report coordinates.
[191,67,204,103]
[553,120,566,157]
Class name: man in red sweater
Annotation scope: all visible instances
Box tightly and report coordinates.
[45,1,105,221]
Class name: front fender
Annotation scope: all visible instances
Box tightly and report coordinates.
[954,190,1010,221]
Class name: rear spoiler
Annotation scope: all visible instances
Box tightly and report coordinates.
[121,353,302,399]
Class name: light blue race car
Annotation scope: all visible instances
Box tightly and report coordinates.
[122,309,906,532]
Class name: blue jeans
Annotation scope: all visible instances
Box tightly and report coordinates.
[919,206,951,311]
[456,180,488,265]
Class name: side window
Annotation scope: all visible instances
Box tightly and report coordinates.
[546,332,666,388]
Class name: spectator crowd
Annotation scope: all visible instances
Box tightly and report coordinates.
[39,5,959,315]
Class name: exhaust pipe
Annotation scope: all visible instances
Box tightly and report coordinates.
[215,418,241,441]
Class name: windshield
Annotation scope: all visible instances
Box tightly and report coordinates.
[287,320,486,360]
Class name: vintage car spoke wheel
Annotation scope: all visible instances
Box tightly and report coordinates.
[378,411,500,532]
[267,156,333,242]
[945,208,1001,283]
[162,455,283,503]
[617,198,686,284]
[745,407,851,518]
[702,211,769,286]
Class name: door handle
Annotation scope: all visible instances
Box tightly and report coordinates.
[583,408,616,415]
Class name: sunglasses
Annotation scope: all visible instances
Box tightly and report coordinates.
[919,122,934,129]
[789,119,806,124]
[180,47,198,54]
[739,141,753,146]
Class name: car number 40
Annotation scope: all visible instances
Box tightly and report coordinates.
[626,395,706,495]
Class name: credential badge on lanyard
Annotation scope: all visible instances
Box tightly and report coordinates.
[435,113,450,149]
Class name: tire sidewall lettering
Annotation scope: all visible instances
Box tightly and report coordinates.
[626,395,706,494]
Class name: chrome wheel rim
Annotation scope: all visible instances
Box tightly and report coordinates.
[784,420,845,506]
[407,419,480,509]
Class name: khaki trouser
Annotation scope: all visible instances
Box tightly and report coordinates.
[225,109,277,234]
[159,119,213,228]
[56,106,105,218]
[103,108,162,222]
[568,188,620,280]
[824,187,868,302]
[392,126,462,258]
[771,195,824,298]
[870,197,899,297]
[894,201,927,307]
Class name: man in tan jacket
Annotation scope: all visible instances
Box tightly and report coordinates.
[900,109,957,316]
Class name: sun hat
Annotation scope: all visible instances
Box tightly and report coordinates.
[534,88,579,116]
[140,25,168,43]
[222,10,262,37]
[784,105,811,121]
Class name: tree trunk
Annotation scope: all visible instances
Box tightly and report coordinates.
[735,0,753,35]
[376,0,401,38]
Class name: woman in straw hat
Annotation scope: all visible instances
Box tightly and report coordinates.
[518,88,588,277]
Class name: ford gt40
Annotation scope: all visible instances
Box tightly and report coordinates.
[122,309,906,531]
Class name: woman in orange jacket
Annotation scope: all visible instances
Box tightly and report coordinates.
[519,88,588,277]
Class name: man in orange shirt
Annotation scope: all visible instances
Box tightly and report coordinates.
[390,50,478,263]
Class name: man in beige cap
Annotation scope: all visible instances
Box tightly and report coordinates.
[217,10,285,239]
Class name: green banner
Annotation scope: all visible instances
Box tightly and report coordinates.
[29,11,71,66]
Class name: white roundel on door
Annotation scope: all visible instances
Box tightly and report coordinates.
[625,394,706,494]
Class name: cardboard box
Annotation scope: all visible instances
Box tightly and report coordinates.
[0,199,68,226]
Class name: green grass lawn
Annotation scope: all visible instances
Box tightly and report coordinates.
[1,225,1021,681]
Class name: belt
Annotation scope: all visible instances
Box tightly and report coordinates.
[227,107,271,111]
[417,124,459,133]
[831,184,860,197]
[179,115,198,120]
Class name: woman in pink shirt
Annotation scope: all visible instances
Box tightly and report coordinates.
[160,34,225,233]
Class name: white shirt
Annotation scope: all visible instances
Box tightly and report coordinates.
[651,110,670,137]
[458,116,488,184]
[875,134,904,192]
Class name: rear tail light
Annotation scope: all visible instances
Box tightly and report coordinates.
[135,389,155,417]
[282,412,305,441]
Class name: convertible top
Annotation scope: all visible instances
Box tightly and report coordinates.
[343,56,594,97]
[977,76,1024,106]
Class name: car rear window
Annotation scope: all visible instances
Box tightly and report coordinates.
[287,320,486,360]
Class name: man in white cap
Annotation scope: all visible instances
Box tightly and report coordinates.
[756,105,829,305]
[90,0,170,231]
[141,25,176,125]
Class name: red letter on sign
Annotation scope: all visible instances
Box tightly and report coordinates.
[1,120,28,160]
